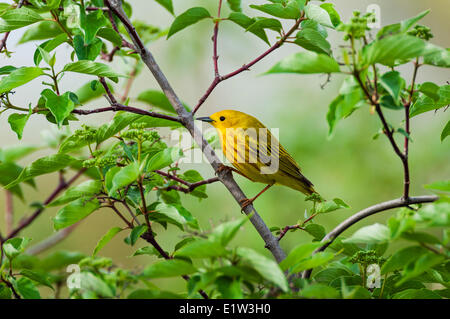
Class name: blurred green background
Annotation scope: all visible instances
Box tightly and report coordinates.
[0,0,449,295]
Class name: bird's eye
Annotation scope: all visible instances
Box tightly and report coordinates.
[220,116,225,121]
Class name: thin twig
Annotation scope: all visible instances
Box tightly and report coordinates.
[301,195,439,279]
[192,15,305,114]
[26,223,80,255]
[6,169,86,239]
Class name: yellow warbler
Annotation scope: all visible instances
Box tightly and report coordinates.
[198,110,317,208]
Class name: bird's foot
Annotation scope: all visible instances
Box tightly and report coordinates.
[216,164,233,176]
[239,197,255,212]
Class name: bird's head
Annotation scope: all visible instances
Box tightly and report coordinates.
[196,110,252,129]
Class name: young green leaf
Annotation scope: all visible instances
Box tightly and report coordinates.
[108,162,140,197]
[175,239,228,258]
[362,34,426,67]
[380,71,405,103]
[246,17,282,34]
[33,33,68,66]
[320,3,340,27]
[250,2,301,20]
[294,28,331,55]
[418,82,440,101]
[143,259,197,278]
[48,180,103,207]
[0,7,44,33]
[128,225,148,246]
[81,10,107,44]
[209,215,248,246]
[12,277,40,299]
[227,12,270,45]
[19,20,63,43]
[291,252,335,273]
[8,111,31,140]
[381,246,427,274]
[137,89,190,113]
[155,0,174,15]
[0,145,39,163]
[5,154,79,189]
[397,252,446,285]
[410,85,450,117]
[266,51,340,74]
[19,270,54,291]
[53,198,100,230]
[62,61,125,82]
[146,147,184,172]
[41,89,75,128]
[441,121,450,142]
[305,3,333,28]
[424,180,450,193]
[227,0,241,12]
[236,247,288,292]
[167,7,211,38]
[0,67,44,94]
[343,223,390,244]
[280,242,323,270]
[2,237,32,260]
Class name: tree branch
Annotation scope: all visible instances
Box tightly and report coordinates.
[301,195,439,279]
[72,103,181,123]
[104,0,287,263]
[6,169,86,239]
[192,15,305,114]
[26,223,80,255]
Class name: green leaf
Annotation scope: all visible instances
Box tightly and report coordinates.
[0,145,39,163]
[167,7,211,38]
[246,17,282,34]
[19,270,54,291]
[108,162,140,197]
[415,201,450,227]
[12,277,40,299]
[33,33,68,66]
[423,45,450,68]
[19,20,64,43]
[418,82,440,101]
[96,27,122,46]
[137,89,190,113]
[381,246,427,274]
[155,203,189,226]
[146,147,184,171]
[236,247,288,292]
[73,35,103,61]
[400,9,430,32]
[319,3,340,27]
[380,71,405,103]
[8,112,31,140]
[53,198,100,230]
[393,288,442,299]
[343,223,390,244]
[49,180,103,207]
[227,12,269,45]
[93,227,123,256]
[441,121,450,141]
[294,28,331,55]
[280,242,323,270]
[0,67,44,94]
[81,10,107,44]
[0,65,17,75]
[377,10,430,40]
[305,3,333,28]
[226,0,241,12]
[425,180,450,193]
[216,276,244,299]
[316,198,349,214]
[128,225,148,246]
[291,252,334,273]
[342,285,371,299]
[5,154,79,189]
[250,2,301,20]
[314,267,353,284]
[300,283,340,299]
[41,89,75,128]
[0,7,44,33]
[210,215,248,246]
[155,0,174,14]
[266,51,340,74]
[410,85,450,117]
[398,252,446,285]
[362,34,426,67]
[39,250,84,271]
[62,61,125,82]
[143,259,197,278]
[75,80,113,104]
[304,223,326,241]
[78,272,115,298]
[175,239,228,258]
[2,237,31,260]
[96,111,138,143]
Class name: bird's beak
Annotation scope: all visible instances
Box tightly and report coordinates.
[196,116,214,123]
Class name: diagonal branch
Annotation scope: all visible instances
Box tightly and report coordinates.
[301,195,439,279]
[104,0,287,263]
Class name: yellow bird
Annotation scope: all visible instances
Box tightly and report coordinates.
[197,110,317,209]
